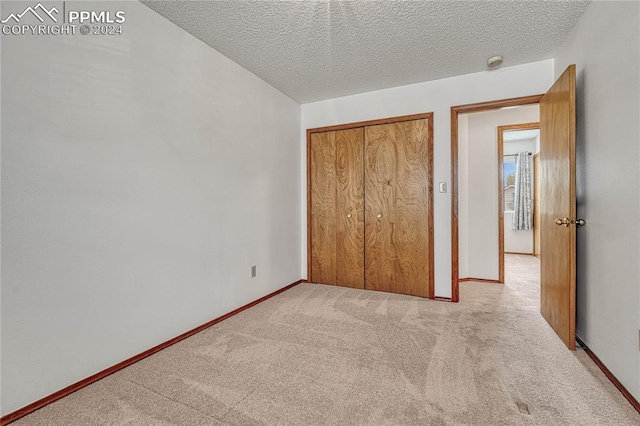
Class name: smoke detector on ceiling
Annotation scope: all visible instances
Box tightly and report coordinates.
[487,55,504,69]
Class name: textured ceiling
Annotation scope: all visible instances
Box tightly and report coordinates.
[140,1,589,103]
[504,129,540,142]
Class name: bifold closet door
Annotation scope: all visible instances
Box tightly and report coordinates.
[364,119,432,297]
[310,128,364,288]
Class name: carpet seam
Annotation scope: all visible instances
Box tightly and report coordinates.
[124,377,228,423]
[219,386,261,422]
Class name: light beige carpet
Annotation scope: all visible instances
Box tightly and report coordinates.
[13,255,640,425]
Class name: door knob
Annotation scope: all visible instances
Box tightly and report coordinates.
[376,213,382,218]
[347,213,352,218]
[555,217,586,227]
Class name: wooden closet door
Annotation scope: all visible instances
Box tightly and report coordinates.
[335,128,365,288]
[364,119,432,297]
[310,129,364,288]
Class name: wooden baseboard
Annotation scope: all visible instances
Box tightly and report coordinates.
[0,279,304,426]
[459,277,502,284]
[576,336,640,414]
[504,251,534,255]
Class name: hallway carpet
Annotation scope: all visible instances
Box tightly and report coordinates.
[13,255,640,425]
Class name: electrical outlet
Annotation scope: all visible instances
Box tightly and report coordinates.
[251,265,257,278]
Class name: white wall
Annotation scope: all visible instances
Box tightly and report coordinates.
[302,60,554,297]
[504,137,537,255]
[459,106,539,280]
[1,1,301,415]
[554,1,640,400]
[458,115,470,278]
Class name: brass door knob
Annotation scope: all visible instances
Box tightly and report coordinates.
[555,217,586,227]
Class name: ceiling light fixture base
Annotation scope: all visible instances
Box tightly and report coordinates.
[487,55,504,69]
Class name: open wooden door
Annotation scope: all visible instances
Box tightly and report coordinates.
[540,65,578,350]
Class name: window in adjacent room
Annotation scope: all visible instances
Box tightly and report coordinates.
[503,157,517,211]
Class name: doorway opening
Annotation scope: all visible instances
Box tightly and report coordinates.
[451,66,577,351]
[450,95,543,302]
[498,123,540,282]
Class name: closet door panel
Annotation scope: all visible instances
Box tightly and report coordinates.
[335,128,365,288]
[394,119,431,297]
[364,124,397,292]
[309,113,433,297]
[310,131,337,285]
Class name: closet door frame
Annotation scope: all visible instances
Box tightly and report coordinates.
[307,112,435,298]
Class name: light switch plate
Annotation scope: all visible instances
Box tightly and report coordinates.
[439,182,447,193]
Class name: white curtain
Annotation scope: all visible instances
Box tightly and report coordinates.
[512,151,532,230]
